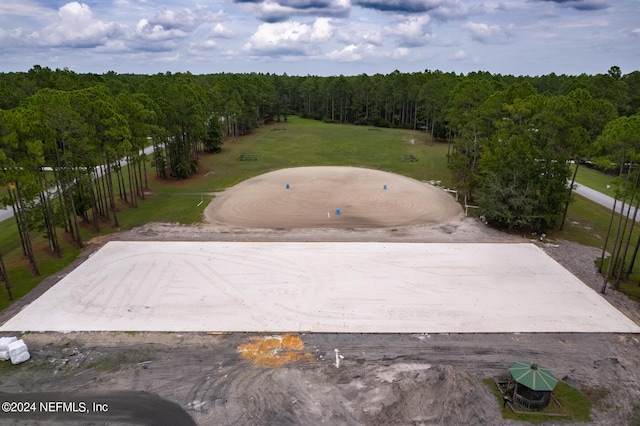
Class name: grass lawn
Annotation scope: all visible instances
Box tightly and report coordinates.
[0,217,81,311]
[557,161,640,284]
[200,117,452,188]
[572,163,618,198]
[1,116,639,310]
[0,117,452,309]
[484,378,591,423]
[619,281,640,303]
[554,193,619,249]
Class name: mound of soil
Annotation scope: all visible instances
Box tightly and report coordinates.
[205,167,462,228]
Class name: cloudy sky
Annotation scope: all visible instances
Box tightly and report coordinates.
[0,0,638,76]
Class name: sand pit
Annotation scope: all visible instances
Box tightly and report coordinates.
[204,166,462,228]
[2,241,638,333]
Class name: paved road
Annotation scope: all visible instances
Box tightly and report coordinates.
[0,147,154,223]
[0,205,12,223]
[573,183,638,218]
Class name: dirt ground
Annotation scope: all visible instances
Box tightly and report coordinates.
[1,167,640,425]
[204,166,461,228]
[0,219,638,425]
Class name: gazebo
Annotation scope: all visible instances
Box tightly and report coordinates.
[505,361,558,410]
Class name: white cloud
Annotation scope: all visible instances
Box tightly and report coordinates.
[325,24,383,62]
[464,21,515,43]
[351,0,472,20]
[0,28,32,47]
[537,0,610,11]
[133,6,224,47]
[153,8,199,31]
[450,49,467,59]
[97,4,237,60]
[94,39,128,52]
[326,40,411,62]
[39,2,124,48]
[311,17,333,41]
[430,1,476,20]
[238,0,350,23]
[246,1,292,22]
[151,7,220,32]
[244,18,334,55]
[556,17,609,29]
[360,31,384,45]
[0,0,635,77]
[333,22,383,47]
[135,18,189,41]
[211,23,233,38]
[386,15,432,47]
[0,1,47,16]
[391,47,410,58]
[326,44,362,61]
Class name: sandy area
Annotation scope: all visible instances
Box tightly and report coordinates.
[204,166,462,228]
[2,241,638,334]
[0,166,639,425]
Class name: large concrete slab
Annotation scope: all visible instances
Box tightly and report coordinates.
[1,241,638,333]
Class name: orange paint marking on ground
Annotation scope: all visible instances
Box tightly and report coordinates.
[237,335,315,367]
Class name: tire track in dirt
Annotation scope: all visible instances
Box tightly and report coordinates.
[4,331,640,425]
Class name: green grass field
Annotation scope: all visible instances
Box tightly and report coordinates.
[485,378,591,423]
[0,116,637,310]
[95,117,454,228]
[0,117,452,309]
[200,117,452,188]
[567,163,640,295]
[572,164,618,198]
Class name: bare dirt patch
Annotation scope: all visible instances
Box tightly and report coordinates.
[1,222,639,425]
[0,166,639,425]
[204,166,462,228]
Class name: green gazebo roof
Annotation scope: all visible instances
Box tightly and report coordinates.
[509,361,558,392]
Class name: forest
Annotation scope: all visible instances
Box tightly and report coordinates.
[1,65,640,297]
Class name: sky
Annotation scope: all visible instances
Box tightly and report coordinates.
[0,0,638,77]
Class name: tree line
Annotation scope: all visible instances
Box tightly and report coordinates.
[0,69,276,297]
[271,67,638,235]
[1,65,640,297]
